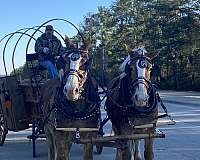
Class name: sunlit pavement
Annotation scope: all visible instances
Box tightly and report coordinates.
[155,90,200,160]
[1,90,200,160]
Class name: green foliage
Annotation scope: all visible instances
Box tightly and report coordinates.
[81,0,200,90]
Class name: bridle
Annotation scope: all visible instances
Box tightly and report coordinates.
[128,54,153,97]
[62,49,89,94]
[66,69,85,83]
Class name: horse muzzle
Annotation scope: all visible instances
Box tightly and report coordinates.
[133,94,149,107]
[63,87,80,101]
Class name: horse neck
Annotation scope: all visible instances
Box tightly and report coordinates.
[117,75,133,105]
[83,73,98,103]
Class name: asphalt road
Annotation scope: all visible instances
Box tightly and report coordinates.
[0,90,200,160]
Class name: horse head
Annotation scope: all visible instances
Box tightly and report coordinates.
[62,43,91,101]
[121,46,158,108]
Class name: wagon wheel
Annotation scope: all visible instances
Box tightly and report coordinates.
[0,112,7,146]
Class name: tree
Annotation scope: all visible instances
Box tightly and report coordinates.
[78,0,200,89]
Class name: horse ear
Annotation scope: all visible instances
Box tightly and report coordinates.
[150,53,159,61]
[82,42,92,52]
[128,47,133,55]
[124,44,133,55]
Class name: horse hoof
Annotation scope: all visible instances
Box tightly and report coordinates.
[134,154,142,160]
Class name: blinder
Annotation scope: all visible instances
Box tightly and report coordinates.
[138,58,148,69]
[70,52,81,61]
[68,50,91,70]
[56,56,66,70]
[125,62,132,75]
[125,56,151,75]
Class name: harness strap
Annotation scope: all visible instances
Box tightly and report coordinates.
[67,69,80,80]
[57,81,101,121]
[42,103,56,126]
[131,77,151,86]
[98,116,109,134]
[157,113,168,119]
[156,93,173,120]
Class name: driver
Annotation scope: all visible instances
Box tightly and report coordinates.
[35,25,73,78]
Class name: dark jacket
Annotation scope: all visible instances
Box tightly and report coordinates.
[35,33,62,61]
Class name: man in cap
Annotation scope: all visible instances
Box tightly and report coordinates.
[35,25,62,78]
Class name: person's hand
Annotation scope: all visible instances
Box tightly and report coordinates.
[43,47,49,54]
[54,55,60,59]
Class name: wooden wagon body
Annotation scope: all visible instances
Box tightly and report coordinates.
[0,75,47,156]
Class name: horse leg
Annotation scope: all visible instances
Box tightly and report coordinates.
[144,137,154,160]
[134,140,142,160]
[83,142,93,160]
[121,143,131,160]
[65,142,72,160]
[112,126,131,160]
[144,129,154,160]
[44,125,55,160]
[54,130,69,160]
[115,140,131,160]
[115,148,122,160]
[65,132,73,160]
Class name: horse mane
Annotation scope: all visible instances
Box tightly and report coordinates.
[119,55,130,73]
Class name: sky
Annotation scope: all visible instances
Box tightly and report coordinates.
[0,0,114,75]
